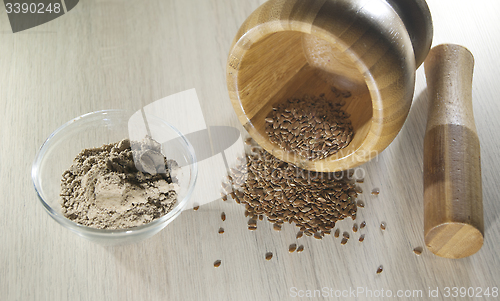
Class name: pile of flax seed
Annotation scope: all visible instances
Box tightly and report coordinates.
[265,92,354,160]
[222,140,358,239]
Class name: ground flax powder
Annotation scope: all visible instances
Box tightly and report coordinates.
[60,136,179,229]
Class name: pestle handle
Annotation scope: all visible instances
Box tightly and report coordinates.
[423,44,484,258]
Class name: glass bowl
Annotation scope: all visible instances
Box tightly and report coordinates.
[32,110,198,245]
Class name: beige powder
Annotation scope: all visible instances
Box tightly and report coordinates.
[60,136,179,229]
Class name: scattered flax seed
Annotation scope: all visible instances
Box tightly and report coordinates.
[341,238,348,245]
[355,186,363,194]
[359,234,365,242]
[296,231,304,239]
[360,221,366,229]
[314,232,323,240]
[221,212,226,221]
[214,260,221,268]
[371,188,380,195]
[343,232,350,239]
[248,226,257,231]
[334,229,340,238]
[218,227,224,234]
[193,206,200,211]
[245,137,253,145]
[265,252,273,260]
[376,265,383,274]
[297,245,304,253]
[352,224,358,233]
[289,243,297,253]
[248,219,257,226]
[380,222,386,231]
[222,195,227,201]
[273,223,282,231]
[356,178,364,183]
[356,200,365,208]
[259,214,264,221]
[323,230,331,235]
[413,247,423,256]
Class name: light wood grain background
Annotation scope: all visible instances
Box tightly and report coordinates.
[1,0,499,300]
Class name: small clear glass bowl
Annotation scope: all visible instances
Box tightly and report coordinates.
[32,110,198,245]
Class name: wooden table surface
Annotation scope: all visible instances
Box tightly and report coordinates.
[1,0,499,300]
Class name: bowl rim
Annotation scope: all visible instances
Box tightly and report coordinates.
[31,109,198,235]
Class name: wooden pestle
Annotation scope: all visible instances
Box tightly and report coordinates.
[423,44,484,258]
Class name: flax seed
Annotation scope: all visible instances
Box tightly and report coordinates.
[376,265,383,274]
[214,260,221,268]
[221,212,226,221]
[413,247,423,256]
[380,222,386,231]
[265,252,273,260]
[289,243,297,253]
[296,245,304,253]
[359,234,365,242]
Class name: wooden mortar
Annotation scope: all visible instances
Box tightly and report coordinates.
[227,0,433,171]
[424,44,484,258]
